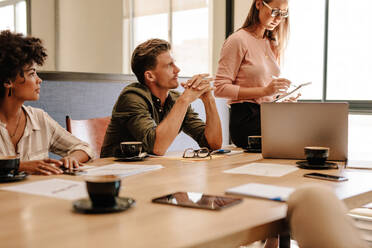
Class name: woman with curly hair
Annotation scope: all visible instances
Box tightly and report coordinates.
[214,0,292,148]
[0,30,94,175]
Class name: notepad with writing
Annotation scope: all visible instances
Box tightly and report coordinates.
[226,183,295,202]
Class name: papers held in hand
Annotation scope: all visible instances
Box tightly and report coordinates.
[273,82,312,102]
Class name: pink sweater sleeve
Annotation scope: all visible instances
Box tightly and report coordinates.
[214,33,245,100]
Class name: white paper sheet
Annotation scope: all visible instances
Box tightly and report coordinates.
[346,160,372,170]
[1,179,87,200]
[226,183,295,202]
[223,163,298,177]
[84,163,163,177]
[149,151,184,159]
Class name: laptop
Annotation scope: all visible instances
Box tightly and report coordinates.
[261,102,348,161]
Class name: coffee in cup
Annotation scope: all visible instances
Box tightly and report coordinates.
[247,136,262,150]
[0,156,20,177]
[85,175,121,208]
[304,146,330,165]
[120,141,142,157]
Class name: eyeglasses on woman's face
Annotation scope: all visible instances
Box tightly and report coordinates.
[262,1,289,18]
[183,147,211,159]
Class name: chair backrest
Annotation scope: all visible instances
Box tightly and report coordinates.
[66,116,111,157]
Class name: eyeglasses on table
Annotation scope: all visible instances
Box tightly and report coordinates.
[183,147,211,159]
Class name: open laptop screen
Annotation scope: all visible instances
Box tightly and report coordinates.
[261,102,348,161]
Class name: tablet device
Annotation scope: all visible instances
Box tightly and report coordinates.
[152,192,242,210]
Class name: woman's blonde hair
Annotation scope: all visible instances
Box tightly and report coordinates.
[241,0,290,62]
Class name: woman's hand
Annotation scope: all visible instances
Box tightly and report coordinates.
[264,78,291,96]
[60,156,82,170]
[283,93,301,102]
[20,159,63,175]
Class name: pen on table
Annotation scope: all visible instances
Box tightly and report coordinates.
[270,197,285,202]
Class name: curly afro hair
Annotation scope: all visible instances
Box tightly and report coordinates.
[0,30,47,98]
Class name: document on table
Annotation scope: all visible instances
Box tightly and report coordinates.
[223,163,298,177]
[1,179,87,200]
[346,160,372,170]
[84,163,163,177]
[226,183,295,202]
[149,151,184,159]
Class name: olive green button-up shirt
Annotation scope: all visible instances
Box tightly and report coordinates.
[100,83,209,157]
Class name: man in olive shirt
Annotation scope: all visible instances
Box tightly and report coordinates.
[101,39,222,157]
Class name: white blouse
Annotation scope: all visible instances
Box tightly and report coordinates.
[0,105,95,161]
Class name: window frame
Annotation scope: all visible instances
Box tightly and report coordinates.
[0,0,29,34]
[124,0,210,76]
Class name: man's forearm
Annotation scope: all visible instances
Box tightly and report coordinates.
[202,95,222,150]
[153,96,190,155]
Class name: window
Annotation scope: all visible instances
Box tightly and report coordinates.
[348,114,372,160]
[281,1,325,100]
[281,0,372,103]
[327,0,372,100]
[123,0,209,76]
[0,0,27,34]
[277,0,372,158]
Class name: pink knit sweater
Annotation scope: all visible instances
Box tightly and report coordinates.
[214,28,280,104]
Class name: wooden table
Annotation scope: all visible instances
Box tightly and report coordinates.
[1,152,372,248]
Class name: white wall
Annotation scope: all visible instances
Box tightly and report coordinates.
[30,0,56,71]
[57,0,123,73]
[31,0,227,75]
[234,0,253,31]
[209,0,226,75]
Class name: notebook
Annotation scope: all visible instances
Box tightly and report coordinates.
[261,102,348,161]
[226,183,295,202]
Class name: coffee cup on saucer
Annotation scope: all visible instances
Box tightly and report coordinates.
[120,141,142,158]
[85,175,121,208]
[0,156,20,177]
[247,136,262,151]
[304,146,330,165]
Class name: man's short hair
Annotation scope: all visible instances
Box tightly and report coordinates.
[131,38,171,84]
[0,30,47,98]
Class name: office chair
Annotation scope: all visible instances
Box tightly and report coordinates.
[65,115,111,157]
[349,207,372,246]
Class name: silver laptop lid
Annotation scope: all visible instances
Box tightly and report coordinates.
[261,102,348,161]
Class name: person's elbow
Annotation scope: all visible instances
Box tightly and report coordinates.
[208,136,223,151]
[209,143,222,151]
[152,145,167,156]
[213,84,224,98]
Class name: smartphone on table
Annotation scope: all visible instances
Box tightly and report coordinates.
[303,172,348,182]
[152,192,242,210]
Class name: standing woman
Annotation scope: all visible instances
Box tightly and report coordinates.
[214,0,291,148]
[0,30,94,175]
